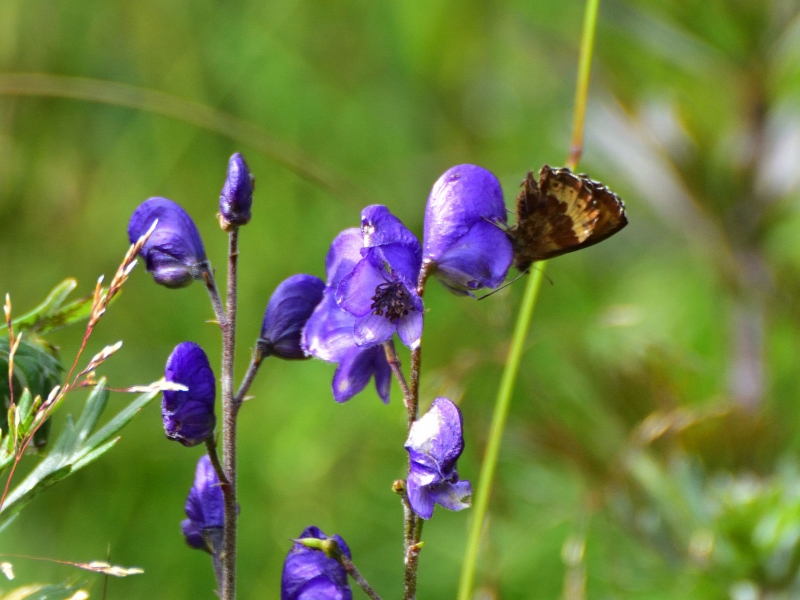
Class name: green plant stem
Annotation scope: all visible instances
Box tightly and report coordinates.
[233,350,263,408]
[204,436,230,488]
[399,263,434,600]
[457,1,600,596]
[383,341,412,410]
[202,265,226,329]
[340,554,384,600]
[221,229,239,600]
[567,0,600,171]
[457,265,547,600]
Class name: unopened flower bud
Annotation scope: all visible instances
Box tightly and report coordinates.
[258,274,325,360]
[282,526,352,600]
[423,164,513,295]
[128,197,208,288]
[163,342,216,446]
[181,455,224,553]
[218,152,254,230]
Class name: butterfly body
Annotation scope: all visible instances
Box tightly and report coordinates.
[507,165,628,272]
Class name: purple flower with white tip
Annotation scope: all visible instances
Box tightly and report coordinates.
[335,205,424,349]
[405,397,472,519]
[423,164,513,295]
[181,455,224,553]
[219,152,255,229]
[128,197,208,288]
[302,229,391,404]
[259,274,325,360]
[281,526,352,600]
[163,342,216,446]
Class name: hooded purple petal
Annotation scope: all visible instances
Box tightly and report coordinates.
[396,310,423,350]
[406,397,464,473]
[405,397,470,519]
[219,152,255,228]
[335,255,388,318]
[336,246,423,350]
[353,313,397,348]
[361,205,421,254]
[281,526,352,600]
[326,229,363,287]
[260,274,325,360]
[128,197,207,288]
[181,518,205,550]
[428,479,472,512]
[429,220,513,294]
[333,345,391,404]
[406,469,436,520]
[163,342,216,446]
[182,455,224,552]
[302,227,395,403]
[422,165,513,294]
[303,291,359,363]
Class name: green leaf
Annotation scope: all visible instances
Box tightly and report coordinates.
[0,380,158,529]
[72,383,109,447]
[83,387,157,451]
[0,338,63,430]
[0,279,77,332]
[71,439,119,472]
[0,278,103,336]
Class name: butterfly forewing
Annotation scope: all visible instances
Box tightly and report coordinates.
[508,165,627,271]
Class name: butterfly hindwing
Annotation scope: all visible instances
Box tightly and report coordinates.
[508,165,627,271]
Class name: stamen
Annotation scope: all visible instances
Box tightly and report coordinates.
[370,281,414,323]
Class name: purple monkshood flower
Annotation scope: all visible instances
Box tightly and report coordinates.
[163,342,216,446]
[281,526,352,600]
[181,455,224,553]
[405,397,472,520]
[423,164,513,295]
[259,274,325,360]
[335,205,424,349]
[219,152,255,229]
[128,197,208,288]
[302,229,391,404]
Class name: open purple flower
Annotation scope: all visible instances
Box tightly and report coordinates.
[281,526,352,600]
[335,205,424,349]
[302,229,391,403]
[163,342,216,446]
[219,152,255,229]
[423,164,513,295]
[128,197,208,288]
[405,397,472,519]
[181,455,224,553]
[259,274,325,360]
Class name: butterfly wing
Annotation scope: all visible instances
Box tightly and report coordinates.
[509,166,627,271]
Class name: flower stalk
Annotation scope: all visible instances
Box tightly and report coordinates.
[457,0,600,597]
[220,228,239,600]
[397,261,435,600]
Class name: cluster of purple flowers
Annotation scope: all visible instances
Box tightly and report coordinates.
[129,152,514,596]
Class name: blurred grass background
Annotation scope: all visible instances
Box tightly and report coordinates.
[2,0,800,598]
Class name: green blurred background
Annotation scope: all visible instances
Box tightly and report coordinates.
[2,0,800,597]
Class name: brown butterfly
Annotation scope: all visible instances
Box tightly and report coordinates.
[506,165,628,272]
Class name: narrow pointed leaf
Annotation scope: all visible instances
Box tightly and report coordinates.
[84,389,157,451]
[72,381,109,446]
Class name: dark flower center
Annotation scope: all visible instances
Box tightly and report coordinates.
[371,281,414,323]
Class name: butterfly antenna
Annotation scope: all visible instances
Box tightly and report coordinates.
[477,272,526,300]
[535,265,554,286]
